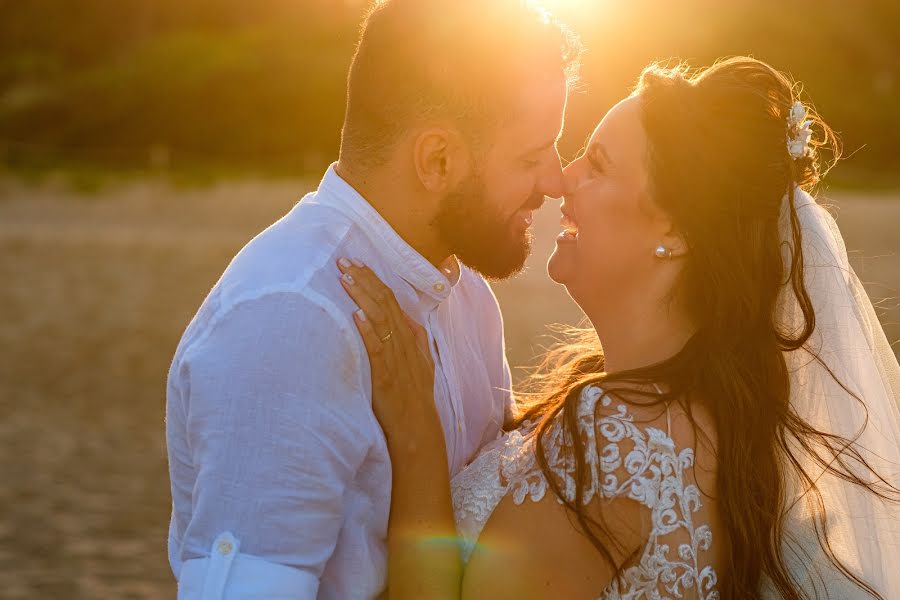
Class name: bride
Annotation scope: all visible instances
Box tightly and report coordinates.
[335,56,900,599]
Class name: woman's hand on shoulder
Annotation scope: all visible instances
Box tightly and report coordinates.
[337,258,444,460]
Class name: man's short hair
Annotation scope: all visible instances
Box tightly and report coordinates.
[339,0,582,169]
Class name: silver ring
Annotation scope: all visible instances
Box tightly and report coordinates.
[379,331,393,343]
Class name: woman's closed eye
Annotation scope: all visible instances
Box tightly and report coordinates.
[587,145,606,175]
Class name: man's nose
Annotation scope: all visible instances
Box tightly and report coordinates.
[560,161,579,196]
[539,152,566,199]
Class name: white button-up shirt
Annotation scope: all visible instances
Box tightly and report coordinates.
[166,165,512,599]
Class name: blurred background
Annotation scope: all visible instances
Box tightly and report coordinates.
[1,0,897,597]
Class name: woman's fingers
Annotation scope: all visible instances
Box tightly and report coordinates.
[351,309,392,389]
[350,308,383,357]
[338,262,392,337]
[338,258,440,445]
[339,259,398,311]
[337,258,414,343]
[337,257,435,388]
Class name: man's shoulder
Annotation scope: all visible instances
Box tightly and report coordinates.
[174,193,368,360]
[177,268,366,385]
[215,197,358,312]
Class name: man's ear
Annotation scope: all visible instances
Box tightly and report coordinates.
[413,127,468,193]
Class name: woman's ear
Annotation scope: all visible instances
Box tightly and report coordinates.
[647,198,688,259]
[660,226,688,258]
[413,127,469,193]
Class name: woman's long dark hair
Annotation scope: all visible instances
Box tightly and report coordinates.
[514,57,898,598]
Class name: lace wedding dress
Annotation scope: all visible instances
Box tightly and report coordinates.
[447,189,900,598]
[450,384,719,599]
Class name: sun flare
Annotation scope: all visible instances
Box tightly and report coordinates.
[538,0,606,20]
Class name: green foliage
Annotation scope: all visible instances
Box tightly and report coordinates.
[1,0,898,185]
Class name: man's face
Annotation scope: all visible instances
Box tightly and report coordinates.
[434,73,568,280]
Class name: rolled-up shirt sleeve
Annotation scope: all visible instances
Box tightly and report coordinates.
[169,291,373,598]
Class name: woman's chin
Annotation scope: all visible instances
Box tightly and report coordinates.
[547,246,575,284]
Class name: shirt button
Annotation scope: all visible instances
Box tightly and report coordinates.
[433,282,446,293]
[218,541,234,556]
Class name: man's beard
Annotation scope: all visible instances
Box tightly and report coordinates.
[433,173,541,281]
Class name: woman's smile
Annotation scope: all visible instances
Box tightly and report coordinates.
[556,201,579,244]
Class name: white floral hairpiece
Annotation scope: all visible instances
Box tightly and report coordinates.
[787,101,813,160]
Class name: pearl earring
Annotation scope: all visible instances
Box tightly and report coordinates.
[655,244,672,259]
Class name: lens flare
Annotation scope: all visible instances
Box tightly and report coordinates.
[538,0,606,20]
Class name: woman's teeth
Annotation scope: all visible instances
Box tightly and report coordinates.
[560,215,578,239]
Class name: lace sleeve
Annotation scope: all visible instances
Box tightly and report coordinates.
[502,385,719,599]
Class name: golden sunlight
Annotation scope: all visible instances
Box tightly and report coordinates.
[539,0,607,20]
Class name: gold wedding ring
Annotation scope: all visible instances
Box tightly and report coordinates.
[379,331,393,343]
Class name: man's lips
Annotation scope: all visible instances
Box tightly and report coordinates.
[512,194,545,230]
[515,208,534,228]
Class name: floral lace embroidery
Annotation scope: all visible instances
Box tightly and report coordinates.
[450,385,719,599]
[450,439,508,560]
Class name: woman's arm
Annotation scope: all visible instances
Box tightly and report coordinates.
[338,258,462,600]
[386,433,461,599]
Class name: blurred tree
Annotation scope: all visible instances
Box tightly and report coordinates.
[0,0,897,182]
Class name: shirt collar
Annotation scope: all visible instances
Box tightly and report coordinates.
[314,163,459,306]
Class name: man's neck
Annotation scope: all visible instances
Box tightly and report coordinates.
[335,160,450,268]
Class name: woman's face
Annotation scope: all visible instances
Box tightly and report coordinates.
[548,96,673,311]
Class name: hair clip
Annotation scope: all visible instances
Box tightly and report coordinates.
[787,101,813,160]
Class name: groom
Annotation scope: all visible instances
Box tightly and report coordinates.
[165,0,581,597]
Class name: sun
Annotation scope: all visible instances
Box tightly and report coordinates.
[538,0,606,20]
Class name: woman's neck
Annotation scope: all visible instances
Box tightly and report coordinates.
[584,292,695,375]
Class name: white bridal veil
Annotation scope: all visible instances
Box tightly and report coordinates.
[767,188,900,598]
